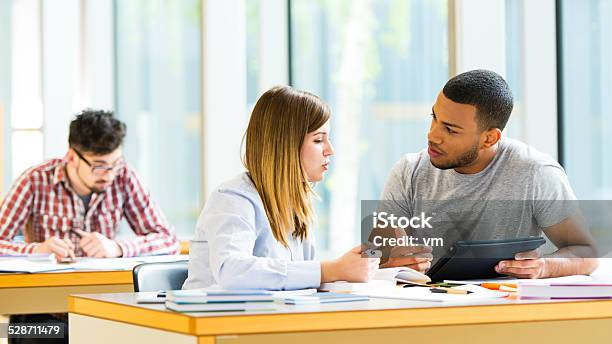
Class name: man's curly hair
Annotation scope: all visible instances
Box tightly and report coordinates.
[68,109,126,154]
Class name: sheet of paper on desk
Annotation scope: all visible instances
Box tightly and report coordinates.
[68,255,189,271]
[319,280,396,292]
[588,258,612,278]
[271,289,318,298]
[136,255,189,263]
[283,292,369,304]
[69,258,139,270]
[0,254,188,272]
[0,253,55,262]
[361,285,508,302]
[445,274,593,285]
[0,259,74,273]
[136,292,167,304]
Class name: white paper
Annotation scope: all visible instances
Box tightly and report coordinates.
[445,274,593,286]
[66,254,189,271]
[0,259,73,273]
[361,286,508,302]
[68,258,139,271]
[443,277,520,285]
[0,255,189,273]
[136,292,166,304]
[319,280,395,292]
[272,289,318,298]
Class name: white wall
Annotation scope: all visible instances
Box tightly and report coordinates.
[450,0,507,77]
[520,0,558,159]
[201,0,248,199]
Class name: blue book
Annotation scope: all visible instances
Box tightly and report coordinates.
[283,292,369,304]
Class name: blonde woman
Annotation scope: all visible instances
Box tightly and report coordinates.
[183,86,379,290]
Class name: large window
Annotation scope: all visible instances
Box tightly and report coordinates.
[559,0,612,199]
[0,0,202,239]
[0,0,12,193]
[290,0,448,253]
[246,0,261,107]
[1,0,44,191]
[114,0,202,236]
[2,0,608,247]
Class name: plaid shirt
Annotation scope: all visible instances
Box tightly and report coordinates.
[0,159,180,257]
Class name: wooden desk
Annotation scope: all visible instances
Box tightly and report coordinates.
[0,254,188,315]
[180,241,190,254]
[0,271,133,314]
[69,292,612,344]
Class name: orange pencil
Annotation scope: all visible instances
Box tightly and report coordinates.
[481,282,518,290]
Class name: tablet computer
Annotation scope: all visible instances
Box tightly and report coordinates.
[426,236,546,282]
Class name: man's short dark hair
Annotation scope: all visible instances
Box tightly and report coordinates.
[68,109,126,155]
[442,69,513,131]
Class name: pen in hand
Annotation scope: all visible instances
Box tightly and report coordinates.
[32,236,76,263]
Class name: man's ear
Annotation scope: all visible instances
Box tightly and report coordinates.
[65,148,77,165]
[482,128,501,148]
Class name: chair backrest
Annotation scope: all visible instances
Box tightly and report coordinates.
[132,261,189,292]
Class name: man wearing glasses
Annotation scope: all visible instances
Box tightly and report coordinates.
[0,109,180,260]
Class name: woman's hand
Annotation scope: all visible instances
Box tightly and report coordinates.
[321,245,380,282]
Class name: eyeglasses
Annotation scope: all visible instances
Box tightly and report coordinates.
[72,148,125,176]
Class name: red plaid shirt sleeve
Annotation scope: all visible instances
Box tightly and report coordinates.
[0,171,41,254]
[115,169,180,257]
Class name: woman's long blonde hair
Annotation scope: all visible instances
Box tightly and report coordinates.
[243,86,330,247]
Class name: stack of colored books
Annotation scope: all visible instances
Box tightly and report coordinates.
[165,289,277,312]
[518,280,612,300]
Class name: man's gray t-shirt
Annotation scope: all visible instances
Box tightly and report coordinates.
[379,138,577,255]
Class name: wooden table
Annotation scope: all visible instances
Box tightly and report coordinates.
[0,254,188,315]
[0,271,133,314]
[68,292,612,344]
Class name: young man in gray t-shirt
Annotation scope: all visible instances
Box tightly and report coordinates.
[379,69,597,279]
